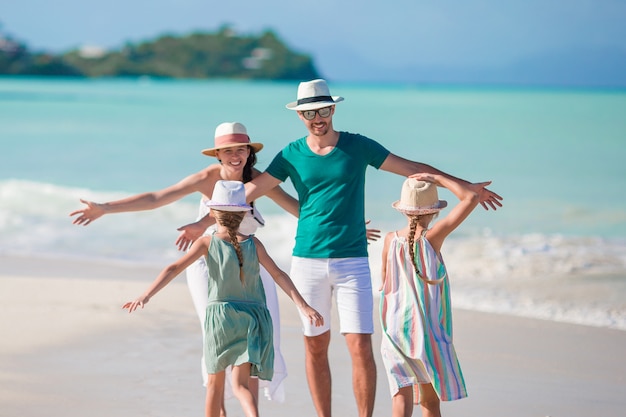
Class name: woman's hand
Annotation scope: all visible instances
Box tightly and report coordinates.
[175,221,206,251]
[69,199,105,225]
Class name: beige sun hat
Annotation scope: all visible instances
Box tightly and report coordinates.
[286,79,344,111]
[204,180,252,212]
[201,122,263,157]
[392,178,448,215]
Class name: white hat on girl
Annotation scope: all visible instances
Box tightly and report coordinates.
[392,178,448,215]
[205,180,252,212]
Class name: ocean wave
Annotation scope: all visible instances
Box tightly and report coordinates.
[0,179,197,264]
[1,179,624,330]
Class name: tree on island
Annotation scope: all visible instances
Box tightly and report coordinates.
[0,22,80,76]
[0,24,320,80]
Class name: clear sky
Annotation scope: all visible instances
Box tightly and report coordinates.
[2,0,625,83]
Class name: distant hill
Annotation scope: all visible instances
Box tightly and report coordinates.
[0,34,80,76]
[0,27,320,80]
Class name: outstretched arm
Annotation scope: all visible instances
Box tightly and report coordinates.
[70,169,211,225]
[254,237,324,327]
[123,237,210,312]
[176,171,292,251]
[263,186,300,218]
[250,167,300,217]
[245,172,282,203]
[379,153,503,211]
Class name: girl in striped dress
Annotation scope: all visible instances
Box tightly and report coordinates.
[380,174,483,417]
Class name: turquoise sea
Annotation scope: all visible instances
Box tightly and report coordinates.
[1,77,625,330]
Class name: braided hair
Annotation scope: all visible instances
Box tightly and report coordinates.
[212,210,247,283]
[406,213,437,282]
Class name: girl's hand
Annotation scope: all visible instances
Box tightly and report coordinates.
[69,199,105,225]
[122,296,150,313]
[409,172,438,184]
[302,306,325,327]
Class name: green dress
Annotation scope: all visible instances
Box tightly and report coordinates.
[203,234,274,380]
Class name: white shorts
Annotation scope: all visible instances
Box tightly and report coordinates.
[290,256,374,337]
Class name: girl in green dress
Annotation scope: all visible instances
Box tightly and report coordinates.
[124,180,323,417]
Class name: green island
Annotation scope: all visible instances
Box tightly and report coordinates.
[0,26,320,80]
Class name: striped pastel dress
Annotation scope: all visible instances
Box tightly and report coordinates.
[379,232,467,402]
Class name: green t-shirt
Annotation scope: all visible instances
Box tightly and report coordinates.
[266,132,390,258]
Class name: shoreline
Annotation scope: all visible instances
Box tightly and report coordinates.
[3,253,624,331]
[2,256,626,416]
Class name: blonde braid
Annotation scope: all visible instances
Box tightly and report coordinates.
[407,213,437,282]
[213,210,246,283]
[407,215,420,275]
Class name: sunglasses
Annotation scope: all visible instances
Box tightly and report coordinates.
[300,106,332,120]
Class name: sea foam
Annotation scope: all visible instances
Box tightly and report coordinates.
[2,179,625,330]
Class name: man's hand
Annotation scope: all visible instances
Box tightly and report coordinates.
[365,220,381,242]
[470,181,503,211]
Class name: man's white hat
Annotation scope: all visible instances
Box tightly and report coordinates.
[286,79,344,111]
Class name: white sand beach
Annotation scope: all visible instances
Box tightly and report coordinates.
[1,255,625,417]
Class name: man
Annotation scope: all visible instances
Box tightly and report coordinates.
[244,79,502,417]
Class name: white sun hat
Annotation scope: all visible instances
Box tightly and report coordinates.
[201,122,263,157]
[286,79,344,111]
[205,180,252,212]
[392,178,448,215]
